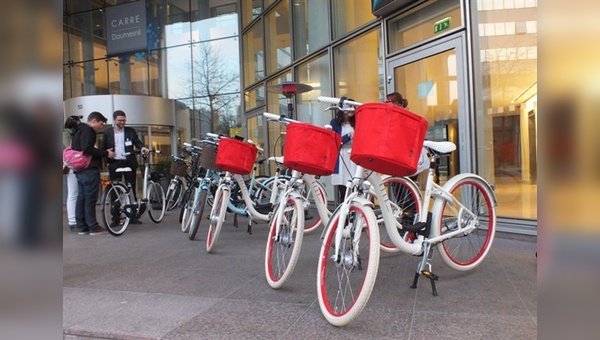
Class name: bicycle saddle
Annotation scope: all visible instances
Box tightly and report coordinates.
[423,141,456,156]
[267,156,284,165]
[115,167,133,173]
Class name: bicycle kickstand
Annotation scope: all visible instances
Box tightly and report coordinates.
[410,243,439,296]
[247,218,252,235]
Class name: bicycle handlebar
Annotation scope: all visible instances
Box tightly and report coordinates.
[204,133,264,153]
[317,96,363,107]
[124,149,160,156]
[262,112,298,125]
[183,142,202,152]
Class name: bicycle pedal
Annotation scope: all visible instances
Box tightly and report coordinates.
[421,270,439,281]
[404,222,427,232]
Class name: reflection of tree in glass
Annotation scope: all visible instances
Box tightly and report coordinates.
[191,43,240,136]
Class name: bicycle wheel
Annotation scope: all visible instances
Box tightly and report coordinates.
[165,177,184,211]
[100,183,131,236]
[181,187,196,232]
[377,176,422,253]
[316,201,380,327]
[206,186,230,253]
[189,189,208,240]
[431,175,496,271]
[265,196,304,289]
[303,180,327,234]
[147,181,166,223]
[178,186,193,224]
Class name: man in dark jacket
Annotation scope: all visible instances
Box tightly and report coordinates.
[71,111,115,235]
[100,110,148,223]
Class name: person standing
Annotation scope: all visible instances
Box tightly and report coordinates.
[71,111,115,235]
[63,115,81,231]
[100,110,148,224]
[329,97,358,206]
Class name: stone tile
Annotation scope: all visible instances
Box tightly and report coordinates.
[410,310,537,339]
[65,289,219,339]
[164,300,309,340]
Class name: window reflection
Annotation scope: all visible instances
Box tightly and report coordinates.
[243,20,264,87]
[191,39,240,98]
[296,53,331,128]
[387,0,461,53]
[191,2,238,42]
[334,29,383,102]
[245,85,266,111]
[163,45,193,100]
[331,0,376,39]
[267,72,292,117]
[242,0,262,28]
[474,1,537,220]
[194,94,241,137]
[266,1,291,74]
[247,115,267,175]
[293,0,328,59]
[150,0,191,48]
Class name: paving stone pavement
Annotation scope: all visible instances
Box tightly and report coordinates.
[63,205,537,339]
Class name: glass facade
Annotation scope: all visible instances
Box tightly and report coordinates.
[333,29,383,103]
[472,0,538,220]
[292,0,329,58]
[64,0,242,137]
[63,0,537,230]
[265,1,291,74]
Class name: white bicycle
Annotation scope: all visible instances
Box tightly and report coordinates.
[315,96,498,326]
[262,112,332,289]
[205,134,286,253]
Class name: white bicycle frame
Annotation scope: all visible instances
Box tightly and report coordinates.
[117,151,155,207]
[228,171,273,222]
[206,131,285,223]
[272,169,331,238]
[332,145,498,260]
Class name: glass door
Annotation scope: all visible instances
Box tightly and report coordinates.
[387,35,468,186]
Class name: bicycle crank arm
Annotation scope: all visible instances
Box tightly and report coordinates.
[124,203,146,219]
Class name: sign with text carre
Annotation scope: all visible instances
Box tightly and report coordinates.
[106,0,147,56]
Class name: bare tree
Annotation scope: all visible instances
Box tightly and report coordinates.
[190,43,240,136]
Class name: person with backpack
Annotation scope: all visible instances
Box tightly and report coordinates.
[71,112,115,235]
[63,115,81,231]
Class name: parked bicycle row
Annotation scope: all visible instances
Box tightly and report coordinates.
[100,96,498,328]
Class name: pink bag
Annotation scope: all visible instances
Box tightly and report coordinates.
[63,146,91,172]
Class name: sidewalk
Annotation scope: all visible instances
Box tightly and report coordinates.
[63,208,537,339]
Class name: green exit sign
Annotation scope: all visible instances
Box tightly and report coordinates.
[434,17,451,34]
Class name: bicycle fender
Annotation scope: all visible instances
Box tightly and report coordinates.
[351,196,374,208]
[441,173,497,207]
[286,191,305,202]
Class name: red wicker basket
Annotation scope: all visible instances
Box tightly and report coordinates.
[283,123,342,176]
[350,103,428,176]
[215,137,258,175]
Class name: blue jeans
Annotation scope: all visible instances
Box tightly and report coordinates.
[75,168,101,232]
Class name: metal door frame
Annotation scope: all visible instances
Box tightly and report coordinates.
[385,33,473,173]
